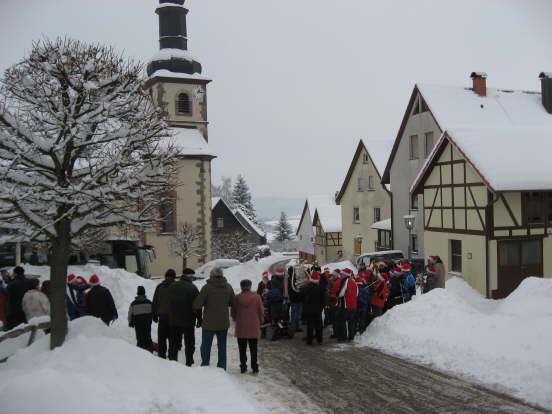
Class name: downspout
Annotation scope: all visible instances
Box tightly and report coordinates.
[485,191,500,298]
[390,192,395,250]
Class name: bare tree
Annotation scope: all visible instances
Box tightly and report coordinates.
[0,38,178,349]
[212,231,257,262]
[169,222,205,271]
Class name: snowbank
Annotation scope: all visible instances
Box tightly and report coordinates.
[0,317,265,414]
[358,276,552,409]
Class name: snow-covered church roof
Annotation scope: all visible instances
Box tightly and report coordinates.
[164,127,216,158]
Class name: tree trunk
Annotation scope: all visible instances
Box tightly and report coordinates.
[49,218,71,350]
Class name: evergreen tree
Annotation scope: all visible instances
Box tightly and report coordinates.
[231,174,258,223]
[275,211,293,242]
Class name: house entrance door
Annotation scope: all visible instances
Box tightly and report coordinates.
[495,238,543,299]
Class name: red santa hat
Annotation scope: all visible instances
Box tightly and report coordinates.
[376,261,387,268]
[331,269,341,278]
[401,263,411,272]
[67,274,77,284]
[342,268,353,277]
[262,271,269,279]
[427,256,438,264]
[426,265,436,274]
[323,266,330,273]
[88,274,100,286]
[274,267,285,276]
[354,275,362,283]
[76,276,88,285]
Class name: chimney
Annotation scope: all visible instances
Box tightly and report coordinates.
[539,72,552,114]
[470,72,487,96]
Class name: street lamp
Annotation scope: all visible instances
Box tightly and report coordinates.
[403,215,416,260]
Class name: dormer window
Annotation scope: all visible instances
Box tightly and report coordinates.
[176,92,191,115]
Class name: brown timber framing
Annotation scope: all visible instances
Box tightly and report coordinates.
[467,186,486,231]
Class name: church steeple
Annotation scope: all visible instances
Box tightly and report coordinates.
[147,0,202,77]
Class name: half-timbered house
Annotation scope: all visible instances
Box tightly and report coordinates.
[296,195,335,263]
[411,72,552,298]
[312,205,343,265]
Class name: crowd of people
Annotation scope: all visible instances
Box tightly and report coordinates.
[0,266,118,331]
[1,256,445,375]
[256,255,445,345]
[0,266,50,330]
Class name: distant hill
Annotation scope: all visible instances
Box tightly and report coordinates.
[253,196,304,221]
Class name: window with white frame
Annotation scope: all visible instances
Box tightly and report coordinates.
[373,207,381,223]
[357,177,364,192]
[353,207,360,223]
[362,152,370,164]
[425,131,434,157]
[411,234,418,254]
[411,193,419,210]
[410,135,419,160]
[450,239,462,272]
[368,175,375,190]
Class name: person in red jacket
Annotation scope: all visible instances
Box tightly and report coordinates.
[368,272,389,326]
[327,269,341,338]
[335,268,358,341]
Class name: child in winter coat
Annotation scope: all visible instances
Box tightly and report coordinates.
[128,286,153,352]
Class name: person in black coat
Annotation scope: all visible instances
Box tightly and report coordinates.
[152,269,176,359]
[86,274,118,325]
[300,271,325,345]
[128,286,153,352]
[168,268,201,365]
[6,266,31,329]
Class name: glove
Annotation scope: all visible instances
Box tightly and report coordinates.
[129,323,134,328]
[153,315,158,323]
[283,297,290,305]
[196,318,202,328]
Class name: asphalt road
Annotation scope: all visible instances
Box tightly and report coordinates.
[260,259,547,414]
[259,333,547,414]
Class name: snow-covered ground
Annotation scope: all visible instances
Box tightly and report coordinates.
[0,254,312,414]
[357,276,552,410]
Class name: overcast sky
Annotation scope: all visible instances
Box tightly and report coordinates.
[1,0,552,199]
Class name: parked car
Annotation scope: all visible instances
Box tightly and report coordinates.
[194,259,240,279]
[356,250,404,268]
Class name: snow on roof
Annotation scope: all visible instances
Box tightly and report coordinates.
[409,84,552,192]
[371,218,391,231]
[148,69,211,82]
[307,195,335,222]
[156,2,187,11]
[211,197,221,208]
[362,139,394,178]
[315,204,342,233]
[149,48,199,65]
[417,83,552,129]
[449,127,552,191]
[164,127,216,158]
[234,209,265,238]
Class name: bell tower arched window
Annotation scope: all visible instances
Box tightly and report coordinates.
[176,92,191,115]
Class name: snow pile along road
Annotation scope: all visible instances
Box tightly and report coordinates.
[358,276,552,410]
[0,317,265,414]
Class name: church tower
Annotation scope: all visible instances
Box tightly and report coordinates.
[144,0,215,275]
